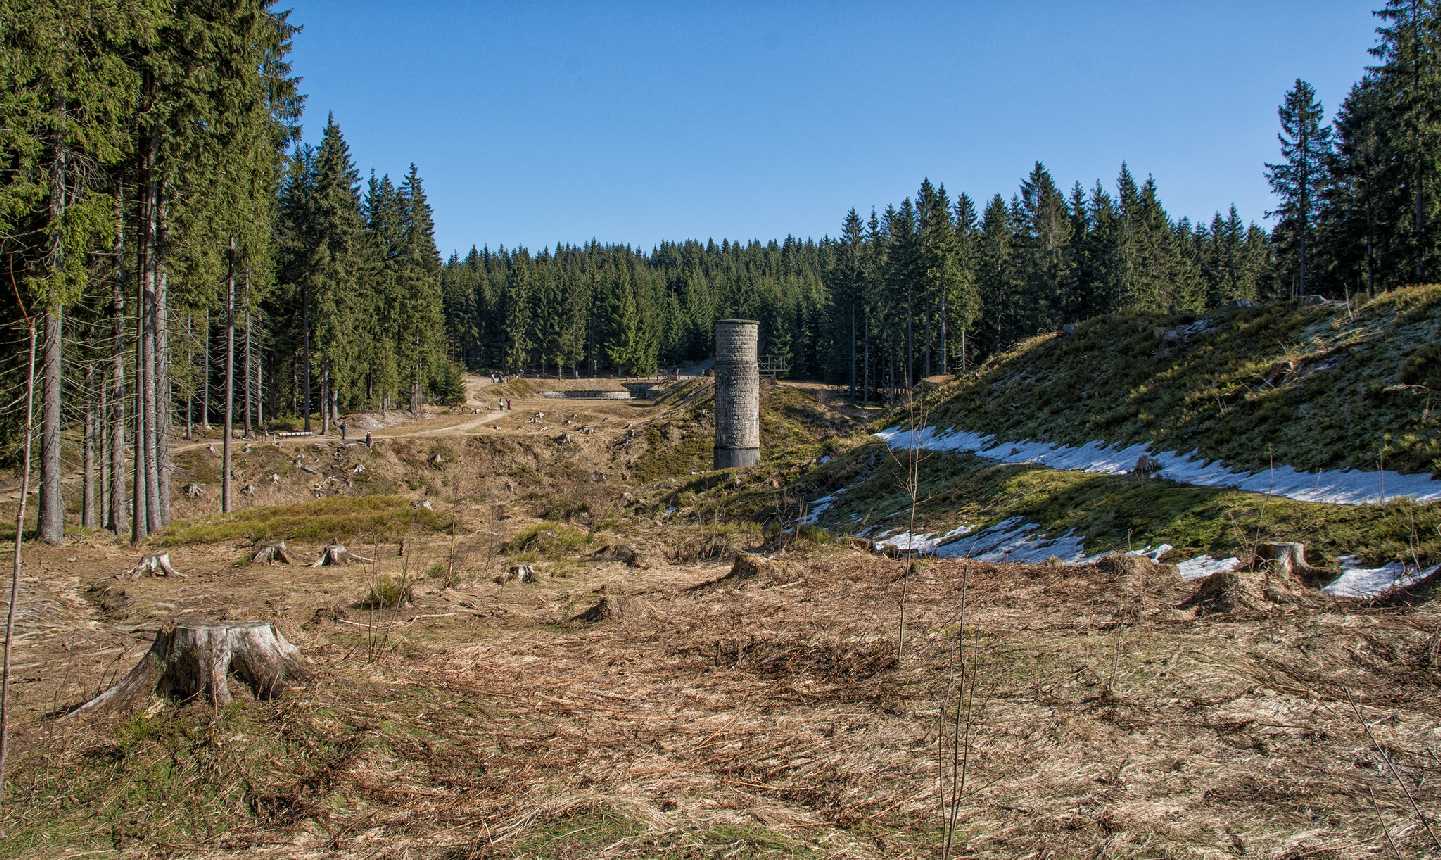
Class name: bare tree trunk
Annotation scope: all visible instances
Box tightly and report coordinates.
[200,311,209,429]
[256,353,264,430]
[155,276,171,527]
[301,284,311,433]
[109,190,127,536]
[222,237,235,513]
[37,308,64,544]
[82,366,97,530]
[132,137,152,544]
[243,301,252,437]
[320,364,330,436]
[140,172,160,535]
[37,101,66,546]
[99,377,109,528]
[184,313,193,440]
[1,320,39,799]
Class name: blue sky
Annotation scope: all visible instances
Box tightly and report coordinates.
[287,1,1379,257]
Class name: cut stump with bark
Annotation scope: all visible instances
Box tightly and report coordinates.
[496,564,538,585]
[67,621,308,715]
[124,553,183,579]
[311,543,373,567]
[1257,542,1307,576]
[251,541,293,565]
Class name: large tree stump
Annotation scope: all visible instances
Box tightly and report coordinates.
[68,621,308,714]
[311,543,373,567]
[1257,542,1307,576]
[124,553,183,579]
[251,540,293,565]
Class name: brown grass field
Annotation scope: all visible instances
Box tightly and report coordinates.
[0,377,1437,858]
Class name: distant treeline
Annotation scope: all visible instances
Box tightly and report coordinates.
[444,1,1441,389]
[441,164,1272,387]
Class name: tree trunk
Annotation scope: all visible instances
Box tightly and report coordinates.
[243,306,252,437]
[81,366,97,530]
[320,364,330,436]
[37,309,64,544]
[222,237,235,513]
[67,621,308,714]
[201,311,209,429]
[131,74,154,543]
[155,244,172,527]
[141,174,160,535]
[183,313,192,440]
[256,354,264,430]
[1,320,39,796]
[99,376,109,529]
[938,289,948,375]
[109,190,127,536]
[301,284,311,433]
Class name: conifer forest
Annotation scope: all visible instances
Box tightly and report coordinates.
[3,3,1441,857]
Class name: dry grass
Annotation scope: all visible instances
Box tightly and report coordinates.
[2,380,1439,858]
[4,530,1440,858]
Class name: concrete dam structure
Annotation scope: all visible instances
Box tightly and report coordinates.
[713,319,760,469]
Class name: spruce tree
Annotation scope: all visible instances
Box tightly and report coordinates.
[1265,79,1333,298]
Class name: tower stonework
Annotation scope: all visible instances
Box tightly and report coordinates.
[714,319,760,469]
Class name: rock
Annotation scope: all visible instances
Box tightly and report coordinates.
[410,498,433,511]
[1060,323,1078,336]
[428,452,444,469]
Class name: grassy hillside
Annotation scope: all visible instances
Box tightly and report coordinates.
[926,285,1441,477]
[799,443,1441,568]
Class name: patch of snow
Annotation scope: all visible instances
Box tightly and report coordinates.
[929,518,1097,564]
[799,493,838,525]
[1127,544,1173,561]
[1323,557,1440,598]
[874,524,973,555]
[1176,555,1242,581]
[877,426,1441,505]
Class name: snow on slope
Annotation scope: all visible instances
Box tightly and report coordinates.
[877,427,1441,505]
[866,518,1427,597]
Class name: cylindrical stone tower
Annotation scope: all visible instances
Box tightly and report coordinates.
[714,319,760,469]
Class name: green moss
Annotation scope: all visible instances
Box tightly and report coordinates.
[813,443,1441,568]
[502,522,592,559]
[156,495,453,546]
[505,806,646,856]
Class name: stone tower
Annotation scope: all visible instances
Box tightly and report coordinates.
[713,319,760,469]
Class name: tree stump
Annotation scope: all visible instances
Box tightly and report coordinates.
[67,621,307,714]
[124,553,183,579]
[496,563,538,585]
[428,452,444,469]
[311,543,373,567]
[251,540,293,565]
[1133,454,1163,479]
[183,482,205,498]
[1257,542,1307,576]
